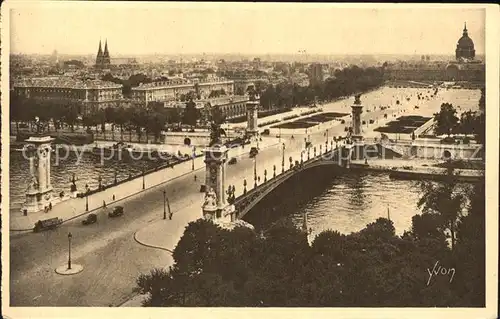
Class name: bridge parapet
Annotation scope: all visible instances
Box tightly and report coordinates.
[233,146,343,219]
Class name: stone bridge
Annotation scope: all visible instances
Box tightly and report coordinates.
[232,146,345,220]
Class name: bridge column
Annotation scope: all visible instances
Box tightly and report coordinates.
[22,135,59,214]
[351,94,366,161]
[245,100,259,138]
[351,94,364,143]
[202,145,234,221]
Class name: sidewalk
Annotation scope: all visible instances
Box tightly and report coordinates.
[9,138,279,231]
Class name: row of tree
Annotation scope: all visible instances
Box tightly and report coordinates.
[255,65,384,110]
[433,88,485,144]
[9,95,204,142]
[135,169,485,307]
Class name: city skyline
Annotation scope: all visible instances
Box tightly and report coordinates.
[9,3,485,56]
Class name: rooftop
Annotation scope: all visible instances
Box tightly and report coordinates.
[14,77,123,89]
[133,77,233,90]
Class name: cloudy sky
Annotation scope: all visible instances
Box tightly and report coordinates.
[8,3,485,56]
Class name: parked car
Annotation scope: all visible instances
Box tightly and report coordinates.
[108,206,124,218]
[250,147,259,158]
[262,129,270,136]
[340,119,345,124]
[228,157,237,165]
[33,217,63,233]
[82,213,97,225]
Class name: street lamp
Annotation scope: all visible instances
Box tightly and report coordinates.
[253,158,257,188]
[163,189,167,220]
[281,143,285,173]
[85,185,90,211]
[67,232,72,270]
[142,167,145,190]
[191,146,196,171]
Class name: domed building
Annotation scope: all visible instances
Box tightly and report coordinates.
[455,22,475,61]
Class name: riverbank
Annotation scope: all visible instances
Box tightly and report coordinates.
[350,158,484,183]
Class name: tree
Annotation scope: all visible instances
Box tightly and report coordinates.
[417,169,467,250]
[434,103,459,137]
[208,105,226,146]
[453,181,485,306]
[183,99,199,128]
[62,103,79,132]
[458,110,476,136]
[147,111,166,143]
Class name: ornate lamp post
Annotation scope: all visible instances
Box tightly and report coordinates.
[85,185,90,211]
[273,165,276,178]
[142,167,145,190]
[163,189,167,220]
[191,146,196,170]
[67,232,72,270]
[264,169,267,182]
[281,143,285,173]
[254,158,257,188]
[289,156,293,169]
[243,179,247,194]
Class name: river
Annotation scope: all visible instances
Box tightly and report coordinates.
[243,166,472,237]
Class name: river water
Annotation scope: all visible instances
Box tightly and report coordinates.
[9,150,162,209]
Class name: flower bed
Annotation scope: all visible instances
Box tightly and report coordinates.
[374,115,432,134]
[271,121,317,129]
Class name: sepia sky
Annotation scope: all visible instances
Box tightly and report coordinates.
[8,3,485,56]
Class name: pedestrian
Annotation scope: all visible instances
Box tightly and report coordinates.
[169,211,173,220]
[112,194,115,201]
[194,175,197,182]
[49,202,52,210]
[103,200,106,208]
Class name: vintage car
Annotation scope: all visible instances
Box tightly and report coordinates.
[228,157,237,165]
[249,147,259,158]
[108,206,124,218]
[33,217,63,233]
[82,213,97,225]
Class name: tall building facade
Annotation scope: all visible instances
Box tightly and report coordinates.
[131,77,234,106]
[95,40,111,69]
[13,77,123,114]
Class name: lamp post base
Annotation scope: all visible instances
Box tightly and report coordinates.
[55,264,83,275]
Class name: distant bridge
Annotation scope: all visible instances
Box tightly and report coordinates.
[231,138,483,220]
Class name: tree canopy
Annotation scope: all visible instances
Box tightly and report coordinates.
[135,178,484,307]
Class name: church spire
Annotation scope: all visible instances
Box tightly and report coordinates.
[104,39,109,56]
[463,22,468,35]
[97,40,103,56]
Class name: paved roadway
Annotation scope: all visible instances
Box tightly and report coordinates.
[9,87,447,306]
